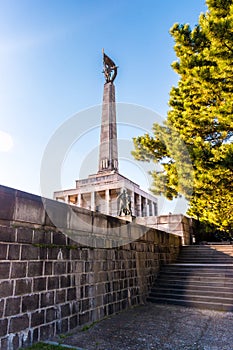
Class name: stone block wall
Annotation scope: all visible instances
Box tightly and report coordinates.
[136,214,193,245]
[0,185,181,350]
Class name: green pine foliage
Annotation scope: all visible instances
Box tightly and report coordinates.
[132,0,233,232]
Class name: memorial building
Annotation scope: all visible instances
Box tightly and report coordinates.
[54,51,158,218]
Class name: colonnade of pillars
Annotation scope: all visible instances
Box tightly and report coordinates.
[63,188,157,217]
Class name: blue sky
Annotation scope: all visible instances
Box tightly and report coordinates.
[0,0,207,213]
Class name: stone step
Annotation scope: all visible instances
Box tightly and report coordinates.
[154,281,233,289]
[148,292,233,305]
[175,260,233,264]
[178,254,233,258]
[162,264,233,270]
[150,287,233,299]
[180,248,233,253]
[157,272,233,280]
[178,257,233,260]
[147,297,233,312]
[159,270,233,278]
[182,244,233,248]
[148,245,233,311]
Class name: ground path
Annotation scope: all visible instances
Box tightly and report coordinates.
[49,303,233,350]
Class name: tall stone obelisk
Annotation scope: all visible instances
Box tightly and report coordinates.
[54,50,158,218]
[98,51,118,173]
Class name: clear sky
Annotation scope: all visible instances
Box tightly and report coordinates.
[0,0,207,213]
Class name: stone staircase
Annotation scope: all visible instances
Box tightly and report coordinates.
[148,245,233,311]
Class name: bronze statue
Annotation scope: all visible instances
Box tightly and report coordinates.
[118,188,132,216]
[102,49,118,83]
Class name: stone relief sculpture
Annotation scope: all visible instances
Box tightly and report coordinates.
[102,49,118,83]
[118,188,132,216]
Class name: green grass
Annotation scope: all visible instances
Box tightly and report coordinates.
[20,342,76,350]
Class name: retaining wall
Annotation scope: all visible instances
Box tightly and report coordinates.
[0,185,181,349]
[136,214,193,245]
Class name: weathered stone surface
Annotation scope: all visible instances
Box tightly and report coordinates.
[21,245,40,260]
[16,227,33,243]
[43,198,70,229]
[14,191,45,225]
[0,185,16,221]
[54,261,67,275]
[9,314,29,333]
[0,226,16,242]
[0,319,8,337]
[0,262,10,279]
[136,214,193,245]
[28,261,43,277]
[22,294,39,312]
[31,310,45,327]
[0,299,4,318]
[0,244,7,259]
[41,291,55,308]
[5,297,21,316]
[0,185,180,350]
[15,278,32,295]
[48,276,59,290]
[33,277,46,292]
[8,244,20,260]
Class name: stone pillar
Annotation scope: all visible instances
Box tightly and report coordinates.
[138,195,142,217]
[151,201,155,216]
[131,191,135,216]
[153,202,158,216]
[141,197,147,217]
[98,82,118,173]
[105,189,110,215]
[65,195,69,204]
[148,200,152,216]
[77,193,81,207]
[145,198,149,216]
[91,192,95,211]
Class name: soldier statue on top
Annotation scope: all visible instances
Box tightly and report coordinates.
[102,49,118,83]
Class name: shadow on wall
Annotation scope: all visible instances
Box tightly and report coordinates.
[0,184,181,350]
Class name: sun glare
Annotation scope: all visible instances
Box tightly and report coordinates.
[0,131,14,152]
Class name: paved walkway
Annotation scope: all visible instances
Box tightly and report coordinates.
[50,303,233,350]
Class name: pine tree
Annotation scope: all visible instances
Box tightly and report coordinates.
[132,0,233,232]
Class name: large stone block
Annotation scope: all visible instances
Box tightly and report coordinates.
[8,244,20,260]
[55,290,66,304]
[0,244,7,259]
[0,226,16,242]
[92,212,108,236]
[16,227,33,243]
[48,276,59,290]
[54,262,67,275]
[0,319,8,337]
[15,278,32,295]
[0,185,16,221]
[9,314,29,333]
[46,307,57,323]
[68,206,93,233]
[28,262,43,277]
[33,277,46,292]
[22,294,39,312]
[31,310,45,327]
[43,198,70,229]
[5,297,21,316]
[14,190,45,225]
[41,291,55,308]
[53,231,67,245]
[21,245,40,260]
[33,229,52,244]
[10,262,27,278]
[0,280,14,298]
[39,323,55,340]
